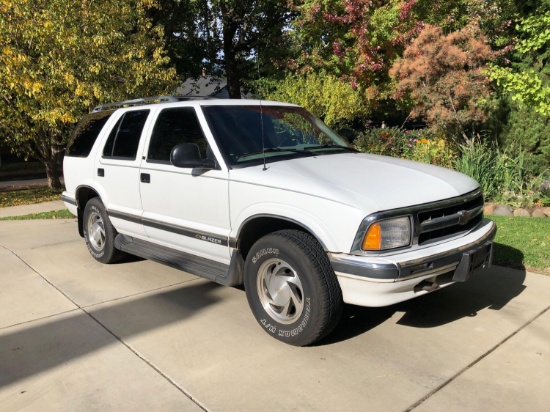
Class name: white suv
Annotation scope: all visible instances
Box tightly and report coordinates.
[62,96,496,346]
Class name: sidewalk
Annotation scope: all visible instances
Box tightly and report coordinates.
[0,200,67,218]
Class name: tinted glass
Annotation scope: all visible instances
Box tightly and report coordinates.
[103,110,149,159]
[202,106,351,165]
[148,107,208,162]
[66,111,113,157]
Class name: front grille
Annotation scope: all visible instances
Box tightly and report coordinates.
[416,192,484,245]
[350,189,486,255]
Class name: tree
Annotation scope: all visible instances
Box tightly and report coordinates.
[0,0,177,189]
[390,23,495,142]
[152,0,294,98]
[266,72,368,127]
[271,0,522,126]
[488,11,550,115]
[287,0,421,99]
[148,0,215,80]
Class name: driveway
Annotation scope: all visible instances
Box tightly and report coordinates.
[1,219,549,411]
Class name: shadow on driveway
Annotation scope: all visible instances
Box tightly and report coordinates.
[320,263,527,345]
[0,281,222,388]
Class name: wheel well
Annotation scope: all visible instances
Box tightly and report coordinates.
[237,216,324,259]
[76,186,99,237]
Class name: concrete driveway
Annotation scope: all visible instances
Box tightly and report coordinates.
[1,218,549,411]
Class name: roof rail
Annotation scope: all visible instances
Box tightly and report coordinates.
[92,95,181,112]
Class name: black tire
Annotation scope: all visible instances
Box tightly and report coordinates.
[244,230,343,346]
[82,198,126,264]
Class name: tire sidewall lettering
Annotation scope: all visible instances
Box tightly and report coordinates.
[258,297,311,338]
[277,297,311,338]
[251,247,279,264]
[84,227,105,258]
[249,245,312,341]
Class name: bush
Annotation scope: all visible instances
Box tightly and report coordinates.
[454,139,548,207]
[499,105,550,176]
[353,127,456,168]
[355,129,548,206]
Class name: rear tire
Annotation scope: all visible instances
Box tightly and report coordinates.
[83,198,126,264]
[244,230,343,346]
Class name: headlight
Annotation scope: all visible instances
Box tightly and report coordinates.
[362,216,411,251]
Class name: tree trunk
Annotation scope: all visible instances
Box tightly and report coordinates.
[44,155,62,190]
[225,60,242,99]
[223,22,242,99]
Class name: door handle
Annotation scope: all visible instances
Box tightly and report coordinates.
[140,173,150,183]
[97,168,104,177]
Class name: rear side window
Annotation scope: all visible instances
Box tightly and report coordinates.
[66,111,113,157]
[148,107,208,162]
[103,110,149,159]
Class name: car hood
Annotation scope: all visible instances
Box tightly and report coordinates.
[229,152,480,214]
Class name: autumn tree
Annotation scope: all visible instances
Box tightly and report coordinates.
[0,0,177,189]
[287,0,421,101]
[390,23,495,142]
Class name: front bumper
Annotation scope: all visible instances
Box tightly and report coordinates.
[329,219,496,307]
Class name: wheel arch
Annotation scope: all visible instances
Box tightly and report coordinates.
[76,185,100,237]
[235,214,330,261]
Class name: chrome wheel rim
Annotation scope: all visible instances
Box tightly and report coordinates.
[87,210,106,251]
[257,258,304,324]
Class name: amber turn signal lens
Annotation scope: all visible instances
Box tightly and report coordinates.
[362,222,382,250]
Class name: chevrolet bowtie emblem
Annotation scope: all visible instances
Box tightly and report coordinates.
[457,210,470,225]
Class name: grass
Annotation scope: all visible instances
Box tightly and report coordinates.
[0,209,74,221]
[0,187,63,208]
[489,216,550,275]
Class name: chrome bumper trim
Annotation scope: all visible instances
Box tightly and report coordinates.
[330,220,497,281]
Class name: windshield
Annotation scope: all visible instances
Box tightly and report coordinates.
[202,105,354,166]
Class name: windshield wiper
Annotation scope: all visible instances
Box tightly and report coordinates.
[302,143,358,152]
[236,147,312,160]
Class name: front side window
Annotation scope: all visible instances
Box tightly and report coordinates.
[103,110,149,159]
[202,105,353,166]
[148,107,209,162]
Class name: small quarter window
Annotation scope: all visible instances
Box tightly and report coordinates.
[103,110,149,159]
[66,111,113,157]
[148,107,208,162]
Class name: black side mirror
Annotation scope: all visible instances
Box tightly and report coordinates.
[170,143,216,169]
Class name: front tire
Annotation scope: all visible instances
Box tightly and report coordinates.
[83,198,126,264]
[244,230,343,346]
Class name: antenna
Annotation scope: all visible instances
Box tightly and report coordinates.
[257,46,267,171]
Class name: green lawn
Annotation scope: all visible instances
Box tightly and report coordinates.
[0,209,74,221]
[489,216,550,275]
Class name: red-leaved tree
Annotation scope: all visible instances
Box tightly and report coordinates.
[390,23,495,142]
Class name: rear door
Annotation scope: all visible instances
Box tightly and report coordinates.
[139,106,231,263]
[96,109,151,237]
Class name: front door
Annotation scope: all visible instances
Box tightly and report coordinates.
[139,106,231,264]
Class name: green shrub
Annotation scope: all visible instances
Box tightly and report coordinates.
[353,127,456,168]
[454,139,548,206]
[499,105,550,176]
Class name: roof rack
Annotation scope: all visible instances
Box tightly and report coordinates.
[92,95,222,112]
